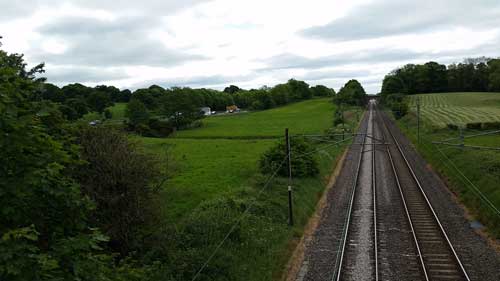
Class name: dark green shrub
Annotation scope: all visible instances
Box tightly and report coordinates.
[447,123,459,130]
[78,127,161,255]
[333,109,344,126]
[466,122,482,130]
[148,118,174,137]
[392,101,409,119]
[482,122,500,130]
[104,108,112,119]
[259,137,319,177]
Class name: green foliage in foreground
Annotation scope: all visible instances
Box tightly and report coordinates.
[0,43,148,280]
[395,112,500,238]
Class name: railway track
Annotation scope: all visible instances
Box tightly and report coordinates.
[377,105,470,281]
[331,101,470,281]
[334,103,377,281]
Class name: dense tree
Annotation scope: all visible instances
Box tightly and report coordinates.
[223,85,241,94]
[336,79,367,105]
[126,99,149,127]
[86,90,112,113]
[65,97,89,117]
[94,85,121,102]
[381,58,500,96]
[61,83,93,100]
[78,127,161,255]
[381,75,405,94]
[488,59,500,92]
[310,85,335,96]
[269,83,290,105]
[118,89,132,102]
[0,40,120,281]
[59,104,79,120]
[40,83,64,102]
[287,79,311,100]
[131,88,158,110]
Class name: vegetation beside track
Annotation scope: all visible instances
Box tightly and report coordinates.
[391,93,500,238]
[408,93,500,127]
[134,98,363,280]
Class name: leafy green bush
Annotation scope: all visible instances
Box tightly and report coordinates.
[391,101,408,119]
[447,123,459,130]
[332,109,344,126]
[466,122,482,130]
[78,127,161,255]
[104,108,113,119]
[259,138,318,177]
[482,122,500,130]
[0,42,147,281]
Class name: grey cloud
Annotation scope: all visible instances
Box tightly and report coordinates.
[0,0,212,22]
[45,65,128,84]
[302,0,500,42]
[132,74,256,90]
[297,69,371,82]
[260,48,427,71]
[32,16,206,67]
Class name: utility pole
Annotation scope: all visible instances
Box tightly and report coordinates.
[459,126,464,149]
[341,104,345,141]
[417,97,421,145]
[285,128,293,226]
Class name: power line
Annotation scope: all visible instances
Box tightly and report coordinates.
[433,145,500,217]
[191,155,289,281]
[191,132,357,280]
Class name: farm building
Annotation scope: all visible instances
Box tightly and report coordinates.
[200,107,212,116]
[226,105,240,113]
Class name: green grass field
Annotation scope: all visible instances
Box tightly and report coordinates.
[132,98,362,280]
[81,102,127,123]
[137,98,352,221]
[176,98,337,138]
[108,102,127,120]
[408,92,500,127]
[396,93,500,237]
[138,137,275,220]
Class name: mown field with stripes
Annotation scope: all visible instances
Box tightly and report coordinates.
[408,92,500,127]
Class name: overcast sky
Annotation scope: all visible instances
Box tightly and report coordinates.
[1,0,500,94]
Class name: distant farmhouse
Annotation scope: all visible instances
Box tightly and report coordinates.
[226,105,239,113]
[200,107,211,116]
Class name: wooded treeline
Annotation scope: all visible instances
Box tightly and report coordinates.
[39,79,335,121]
[381,57,500,95]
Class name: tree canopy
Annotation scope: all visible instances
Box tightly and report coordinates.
[381,58,500,96]
[335,79,367,105]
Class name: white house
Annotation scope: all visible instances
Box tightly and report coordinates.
[200,107,211,116]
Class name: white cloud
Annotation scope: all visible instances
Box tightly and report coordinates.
[0,0,499,94]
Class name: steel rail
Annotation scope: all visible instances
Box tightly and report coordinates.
[371,106,379,281]
[379,117,430,281]
[332,110,369,281]
[377,107,471,281]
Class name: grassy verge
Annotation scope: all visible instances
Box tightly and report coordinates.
[393,109,500,238]
[133,98,362,280]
